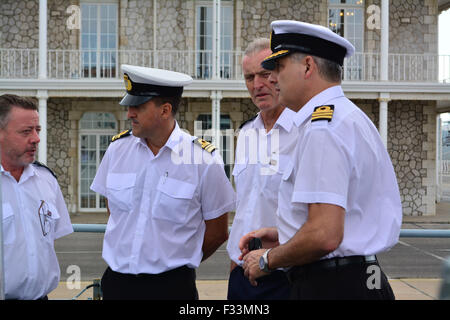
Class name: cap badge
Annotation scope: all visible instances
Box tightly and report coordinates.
[123,74,132,91]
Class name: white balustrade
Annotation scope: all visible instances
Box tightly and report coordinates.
[0,48,449,82]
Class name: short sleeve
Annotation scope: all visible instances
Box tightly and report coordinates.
[90,145,111,197]
[292,126,351,210]
[199,163,236,220]
[53,181,74,239]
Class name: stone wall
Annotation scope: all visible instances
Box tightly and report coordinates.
[0,0,439,55]
[47,98,72,206]
[0,0,79,49]
[366,0,438,54]
[240,0,327,51]
[0,0,39,49]
[355,99,436,216]
[119,0,154,50]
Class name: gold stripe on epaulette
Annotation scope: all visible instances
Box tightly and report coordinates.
[194,138,216,153]
[111,130,131,142]
[311,105,334,122]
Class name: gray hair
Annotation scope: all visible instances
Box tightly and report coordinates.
[290,52,343,83]
[244,38,270,57]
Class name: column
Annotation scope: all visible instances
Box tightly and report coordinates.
[210,90,222,147]
[212,0,221,80]
[378,93,390,148]
[153,0,157,67]
[379,0,389,149]
[39,0,47,80]
[37,90,49,164]
[380,0,389,81]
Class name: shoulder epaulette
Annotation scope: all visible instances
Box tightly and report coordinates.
[193,138,217,153]
[111,130,131,142]
[33,161,57,179]
[311,105,334,122]
[239,115,257,129]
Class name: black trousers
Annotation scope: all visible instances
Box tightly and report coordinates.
[287,258,395,300]
[227,266,290,300]
[101,266,198,300]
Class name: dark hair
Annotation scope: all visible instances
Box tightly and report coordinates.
[0,94,38,129]
[152,95,182,116]
[290,52,343,83]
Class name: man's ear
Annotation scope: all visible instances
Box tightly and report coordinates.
[160,102,173,119]
[304,56,315,79]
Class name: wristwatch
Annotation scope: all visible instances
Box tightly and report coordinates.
[259,248,273,273]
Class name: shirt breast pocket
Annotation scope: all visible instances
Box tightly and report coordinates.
[106,173,136,212]
[282,160,294,182]
[40,201,61,242]
[2,203,15,245]
[153,177,197,224]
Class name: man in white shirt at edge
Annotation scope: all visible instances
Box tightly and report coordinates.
[226,38,297,300]
[0,94,73,300]
[240,21,402,300]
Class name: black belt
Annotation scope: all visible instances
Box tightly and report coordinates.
[287,255,377,284]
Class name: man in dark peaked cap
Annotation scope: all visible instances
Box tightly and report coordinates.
[240,20,402,300]
[91,65,235,300]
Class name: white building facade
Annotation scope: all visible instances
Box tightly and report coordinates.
[1,0,450,216]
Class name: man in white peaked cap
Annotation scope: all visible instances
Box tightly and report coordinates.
[91,65,235,300]
[240,21,402,300]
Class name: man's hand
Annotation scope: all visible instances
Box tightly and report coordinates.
[242,249,269,286]
[238,227,279,261]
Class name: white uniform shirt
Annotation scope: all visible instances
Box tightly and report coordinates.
[91,122,236,275]
[227,108,298,265]
[278,85,402,258]
[1,163,73,300]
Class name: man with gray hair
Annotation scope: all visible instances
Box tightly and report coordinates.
[0,94,73,300]
[226,38,298,300]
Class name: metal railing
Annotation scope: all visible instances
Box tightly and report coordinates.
[71,223,450,300]
[73,223,450,238]
[1,48,449,82]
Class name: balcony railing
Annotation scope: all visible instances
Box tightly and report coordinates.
[0,48,449,83]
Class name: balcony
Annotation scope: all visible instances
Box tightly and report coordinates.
[0,48,449,83]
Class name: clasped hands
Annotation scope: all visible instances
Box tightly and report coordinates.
[238,227,278,286]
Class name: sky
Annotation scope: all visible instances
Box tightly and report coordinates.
[439,9,450,55]
[439,9,450,122]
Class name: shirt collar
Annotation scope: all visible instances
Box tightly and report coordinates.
[162,121,185,152]
[136,121,184,152]
[0,163,35,183]
[294,85,345,127]
[253,107,295,133]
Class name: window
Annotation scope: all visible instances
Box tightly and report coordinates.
[81,2,118,78]
[328,0,364,80]
[196,0,234,79]
[79,112,117,211]
[196,114,234,178]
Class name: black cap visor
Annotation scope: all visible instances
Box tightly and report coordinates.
[261,49,291,70]
[119,93,157,107]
